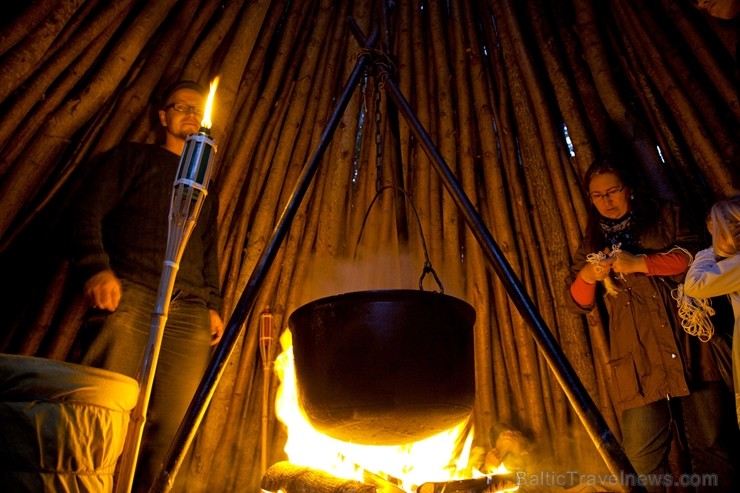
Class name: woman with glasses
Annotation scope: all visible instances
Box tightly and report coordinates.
[567,158,737,492]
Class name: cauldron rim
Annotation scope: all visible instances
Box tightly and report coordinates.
[289,288,476,323]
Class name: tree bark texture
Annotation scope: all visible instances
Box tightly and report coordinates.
[1,0,738,491]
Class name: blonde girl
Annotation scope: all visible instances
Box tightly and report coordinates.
[684,195,740,428]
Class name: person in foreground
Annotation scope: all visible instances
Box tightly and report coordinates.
[67,80,224,492]
[566,157,736,492]
[683,195,740,428]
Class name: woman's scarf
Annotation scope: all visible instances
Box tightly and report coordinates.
[599,211,637,250]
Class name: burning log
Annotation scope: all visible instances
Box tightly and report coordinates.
[417,473,520,493]
[261,461,376,493]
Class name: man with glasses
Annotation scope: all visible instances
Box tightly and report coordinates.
[67,80,224,492]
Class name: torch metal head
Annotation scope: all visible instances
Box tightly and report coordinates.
[167,130,217,258]
[176,131,216,191]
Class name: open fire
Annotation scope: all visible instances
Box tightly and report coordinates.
[266,330,519,493]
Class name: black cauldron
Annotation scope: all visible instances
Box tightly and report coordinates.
[288,289,476,445]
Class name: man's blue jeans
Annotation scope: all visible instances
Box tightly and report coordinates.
[79,279,213,492]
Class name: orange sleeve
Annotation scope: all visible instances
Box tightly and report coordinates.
[570,273,597,307]
[643,250,690,276]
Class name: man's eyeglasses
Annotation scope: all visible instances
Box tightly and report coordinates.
[164,102,203,117]
[589,185,625,202]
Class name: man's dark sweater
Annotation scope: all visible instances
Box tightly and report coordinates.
[68,142,222,311]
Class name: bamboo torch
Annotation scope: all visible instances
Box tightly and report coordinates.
[115,77,220,493]
[260,306,275,475]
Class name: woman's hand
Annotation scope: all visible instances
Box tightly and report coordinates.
[612,250,648,274]
[579,258,615,284]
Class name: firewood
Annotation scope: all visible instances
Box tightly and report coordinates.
[261,461,376,493]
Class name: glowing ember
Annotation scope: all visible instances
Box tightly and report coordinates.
[274,331,517,492]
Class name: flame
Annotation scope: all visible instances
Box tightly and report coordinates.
[200,76,219,129]
[274,330,514,492]
[490,464,519,492]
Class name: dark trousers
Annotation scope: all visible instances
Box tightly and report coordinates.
[620,382,738,493]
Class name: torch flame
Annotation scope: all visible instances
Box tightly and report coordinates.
[200,76,219,129]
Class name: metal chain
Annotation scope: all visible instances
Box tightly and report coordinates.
[357,50,444,293]
[359,47,393,194]
[373,76,383,193]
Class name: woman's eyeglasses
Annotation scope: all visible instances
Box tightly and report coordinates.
[589,185,625,202]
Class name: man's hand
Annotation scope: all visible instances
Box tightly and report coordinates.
[209,309,224,346]
[83,270,122,311]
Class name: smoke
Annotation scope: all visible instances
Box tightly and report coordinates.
[293,248,468,309]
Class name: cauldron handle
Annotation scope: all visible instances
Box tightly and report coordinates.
[354,184,444,293]
[419,259,444,293]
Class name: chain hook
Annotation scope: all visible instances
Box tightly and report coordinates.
[419,260,444,293]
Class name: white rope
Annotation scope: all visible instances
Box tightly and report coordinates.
[585,243,623,296]
[664,245,694,265]
[672,283,715,342]
[667,247,714,342]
